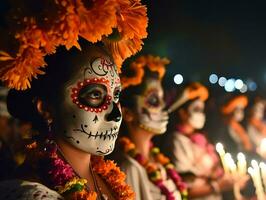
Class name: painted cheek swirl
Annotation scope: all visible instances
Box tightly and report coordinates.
[71,77,112,113]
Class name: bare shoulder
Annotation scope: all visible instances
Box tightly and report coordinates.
[0,180,64,200]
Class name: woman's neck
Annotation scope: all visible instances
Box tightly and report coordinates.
[56,137,91,178]
[178,122,195,135]
[127,124,153,159]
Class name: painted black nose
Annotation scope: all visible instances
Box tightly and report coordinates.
[106,102,122,122]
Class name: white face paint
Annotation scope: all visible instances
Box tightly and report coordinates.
[188,99,206,130]
[55,49,122,156]
[135,78,169,134]
[252,102,265,120]
[233,106,244,122]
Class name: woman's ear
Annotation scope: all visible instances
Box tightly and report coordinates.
[34,98,53,124]
[122,107,134,122]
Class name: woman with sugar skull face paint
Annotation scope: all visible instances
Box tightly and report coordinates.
[220,95,253,154]
[112,55,187,200]
[164,83,248,200]
[0,0,148,199]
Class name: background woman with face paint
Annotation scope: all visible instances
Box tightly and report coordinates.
[163,83,248,200]
[220,95,253,154]
[0,1,148,199]
[112,55,187,200]
[246,97,266,156]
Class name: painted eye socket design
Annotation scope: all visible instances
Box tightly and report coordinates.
[71,78,112,112]
[192,106,204,113]
[146,93,160,108]
[78,84,107,108]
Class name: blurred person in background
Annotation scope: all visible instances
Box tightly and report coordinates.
[246,97,266,158]
[220,95,253,154]
[163,83,248,200]
[114,55,187,200]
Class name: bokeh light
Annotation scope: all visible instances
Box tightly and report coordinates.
[218,77,227,87]
[224,79,235,92]
[240,84,248,93]
[174,74,184,85]
[209,74,218,84]
[247,81,257,91]
[234,79,244,90]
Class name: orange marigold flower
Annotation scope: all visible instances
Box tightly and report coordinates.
[116,0,148,40]
[72,189,97,200]
[106,168,126,184]
[0,47,46,90]
[53,0,81,50]
[146,163,157,173]
[104,36,143,69]
[155,153,170,165]
[119,137,131,145]
[145,55,169,79]
[121,55,169,89]
[0,0,148,90]
[77,0,117,43]
[124,143,136,153]
[91,155,134,200]
[114,184,135,200]
[120,137,136,152]
[26,141,37,149]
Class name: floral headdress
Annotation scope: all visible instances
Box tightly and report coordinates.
[168,82,209,113]
[0,0,148,90]
[121,55,170,89]
[221,95,248,115]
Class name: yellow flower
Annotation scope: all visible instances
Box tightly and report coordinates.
[56,177,87,194]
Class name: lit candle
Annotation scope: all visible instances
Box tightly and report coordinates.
[228,154,237,176]
[259,162,266,192]
[249,161,265,200]
[216,143,225,155]
[248,167,265,200]
[237,152,247,175]
[216,143,229,173]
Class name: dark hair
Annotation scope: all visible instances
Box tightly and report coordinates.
[6,39,107,132]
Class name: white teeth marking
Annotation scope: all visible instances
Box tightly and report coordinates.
[73,124,118,141]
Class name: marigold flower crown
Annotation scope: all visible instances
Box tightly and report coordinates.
[0,0,148,90]
[121,55,170,89]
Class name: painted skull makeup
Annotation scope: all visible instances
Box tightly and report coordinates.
[188,99,206,130]
[252,102,265,120]
[56,53,122,156]
[135,78,169,134]
[233,106,245,122]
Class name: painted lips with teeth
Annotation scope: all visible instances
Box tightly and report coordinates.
[73,124,119,140]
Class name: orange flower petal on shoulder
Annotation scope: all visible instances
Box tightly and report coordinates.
[77,0,117,43]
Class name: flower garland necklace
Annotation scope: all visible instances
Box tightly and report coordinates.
[27,138,134,200]
[119,137,188,200]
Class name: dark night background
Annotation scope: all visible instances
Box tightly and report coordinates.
[141,0,266,96]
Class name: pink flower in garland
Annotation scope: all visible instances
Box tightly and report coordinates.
[156,180,175,200]
[48,156,75,187]
[135,153,147,165]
